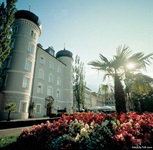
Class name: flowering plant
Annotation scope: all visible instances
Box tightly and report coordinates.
[17,112,153,150]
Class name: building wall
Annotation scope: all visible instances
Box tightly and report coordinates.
[31,46,71,117]
[0,17,41,120]
[0,10,73,120]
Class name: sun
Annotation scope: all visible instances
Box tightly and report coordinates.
[127,63,135,69]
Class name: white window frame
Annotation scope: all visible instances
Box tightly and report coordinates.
[57,66,61,73]
[38,69,44,80]
[22,76,29,88]
[25,59,32,71]
[40,56,45,65]
[49,61,54,69]
[47,86,53,96]
[37,83,43,94]
[28,43,34,54]
[19,101,28,113]
[48,73,53,83]
[35,104,41,113]
[56,89,61,98]
[57,77,61,86]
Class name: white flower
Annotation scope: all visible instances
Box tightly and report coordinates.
[85,124,89,129]
[75,133,80,141]
[80,127,87,136]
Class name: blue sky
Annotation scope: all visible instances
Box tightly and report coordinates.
[15,0,153,92]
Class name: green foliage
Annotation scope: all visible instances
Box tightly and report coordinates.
[4,102,16,112]
[73,55,86,111]
[0,135,18,148]
[133,92,153,113]
[89,45,153,113]
[0,0,18,68]
[4,102,17,121]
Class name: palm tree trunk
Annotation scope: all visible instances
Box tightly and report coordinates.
[114,74,126,113]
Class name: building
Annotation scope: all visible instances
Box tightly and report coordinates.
[0,10,73,120]
[84,87,92,109]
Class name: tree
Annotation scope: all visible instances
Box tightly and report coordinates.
[0,0,18,69]
[73,55,86,111]
[4,102,16,121]
[29,101,35,118]
[88,45,153,113]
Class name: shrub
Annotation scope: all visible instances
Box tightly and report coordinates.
[17,112,153,150]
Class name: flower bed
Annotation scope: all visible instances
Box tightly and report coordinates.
[17,112,153,150]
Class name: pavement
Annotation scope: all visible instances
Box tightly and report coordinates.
[0,126,32,137]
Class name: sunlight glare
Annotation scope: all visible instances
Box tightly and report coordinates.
[127,63,135,69]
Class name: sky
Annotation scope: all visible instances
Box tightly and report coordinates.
[13,0,153,92]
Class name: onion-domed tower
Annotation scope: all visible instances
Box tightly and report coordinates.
[56,48,73,113]
[0,10,41,119]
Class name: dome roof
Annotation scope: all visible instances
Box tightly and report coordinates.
[15,10,41,30]
[56,49,73,58]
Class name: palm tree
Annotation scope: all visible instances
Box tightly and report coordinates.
[88,45,130,113]
[88,45,153,113]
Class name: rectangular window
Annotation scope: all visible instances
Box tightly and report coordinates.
[38,69,44,79]
[49,61,54,69]
[37,84,43,94]
[47,87,53,96]
[56,90,60,98]
[19,101,27,113]
[48,74,53,83]
[22,76,29,88]
[28,43,34,54]
[36,104,41,113]
[40,57,45,65]
[25,59,32,71]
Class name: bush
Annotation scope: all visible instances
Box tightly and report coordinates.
[17,112,153,150]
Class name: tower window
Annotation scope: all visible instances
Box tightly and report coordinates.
[10,39,15,48]
[28,43,34,54]
[22,76,29,88]
[13,26,18,34]
[19,101,27,113]
[25,59,32,71]
[31,30,36,39]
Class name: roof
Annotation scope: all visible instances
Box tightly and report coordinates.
[15,10,41,30]
[56,48,73,59]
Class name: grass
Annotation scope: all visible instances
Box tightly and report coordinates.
[0,134,18,149]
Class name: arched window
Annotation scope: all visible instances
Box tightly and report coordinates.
[48,73,53,83]
[47,86,53,96]
[38,69,44,80]
[56,89,61,98]
[40,55,45,65]
[57,77,61,86]
[37,83,43,94]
